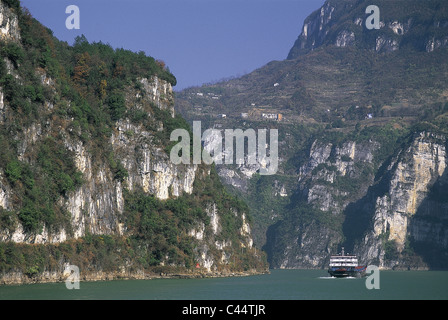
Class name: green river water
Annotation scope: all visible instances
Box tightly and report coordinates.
[0,269,447,300]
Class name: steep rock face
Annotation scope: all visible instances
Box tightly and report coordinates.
[298,140,376,214]
[138,77,175,116]
[357,132,448,269]
[266,131,448,270]
[0,69,259,271]
[189,203,254,272]
[266,138,378,268]
[287,0,340,58]
[265,219,342,269]
[287,0,448,59]
[0,1,20,42]
[0,1,20,125]
[0,10,196,242]
[0,75,195,243]
[110,82,195,201]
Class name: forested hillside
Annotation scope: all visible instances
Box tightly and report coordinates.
[0,0,267,284]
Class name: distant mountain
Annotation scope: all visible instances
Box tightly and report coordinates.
[176,0,448,125]
[175,0,448,270]
[288,0,448,59]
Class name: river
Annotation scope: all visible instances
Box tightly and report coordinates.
[0,269,447,300]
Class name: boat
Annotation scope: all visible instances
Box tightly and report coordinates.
[328,247,366,278]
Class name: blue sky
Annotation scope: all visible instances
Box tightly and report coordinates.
[20,0,325,90]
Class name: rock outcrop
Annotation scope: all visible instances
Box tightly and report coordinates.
[357,132,448,269]
[0,1,20,42]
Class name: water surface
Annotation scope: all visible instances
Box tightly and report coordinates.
[0,269,447,300]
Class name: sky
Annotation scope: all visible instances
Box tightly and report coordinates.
[20,0,325,90]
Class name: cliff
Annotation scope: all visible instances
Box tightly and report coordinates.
[266,128,448,270]
[0,1,20,42]
[356,132,447,269]
[287,0,448,59]
[0,0,267,284]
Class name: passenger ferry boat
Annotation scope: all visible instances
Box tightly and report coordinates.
[328,248,366,278]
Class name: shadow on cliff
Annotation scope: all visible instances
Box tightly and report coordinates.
[341,153,398,254]
[409,169,448,269]
[262,186,306,268]
[262,219,282,268]
[342,150,448,269]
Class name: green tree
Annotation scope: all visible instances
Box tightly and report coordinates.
[107,91,126,121]
[1,42,24,68]
[5,160,22,183]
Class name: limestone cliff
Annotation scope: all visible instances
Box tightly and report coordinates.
[266,136,378,268]
[266,130,448,270]
[288,0,448,59]
[0,1,20,42]
[0,74,189,243]
[357,132,448,269]
[0,0,266,284]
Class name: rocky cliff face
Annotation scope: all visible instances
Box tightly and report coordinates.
[287,0,448,59]
[357,132,448,269]
[0,73,191,242]
[273,0,448,270]
[0,1,20,42]
[266,136,378,268]
[267,130,448,270]
[0,69,259,271]
[0,0,266,283]
[298,139,377,214]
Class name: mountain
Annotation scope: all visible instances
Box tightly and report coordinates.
[0,0,267,284]
[175,0,448,270]
[287,0,448,59]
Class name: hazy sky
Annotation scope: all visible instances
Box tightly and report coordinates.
[20,0,325,90]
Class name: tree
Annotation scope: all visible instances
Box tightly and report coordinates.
[107,91,126,121]
[1,42,24,68]
[3,0,20,11]
[5,160,22,183]
[73,52,91,85]
[99,79,107,100]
